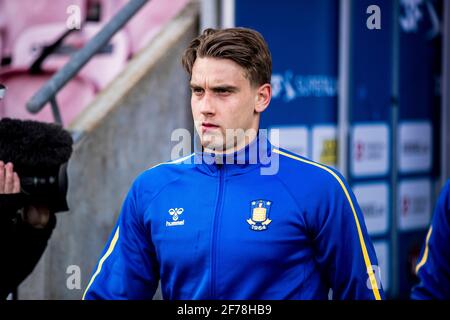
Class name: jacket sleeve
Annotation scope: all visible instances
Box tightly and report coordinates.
[307,169,385,300]
[83,178,159,300]
[411,180,450,300]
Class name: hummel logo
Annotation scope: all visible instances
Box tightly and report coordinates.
[166,208,185,227]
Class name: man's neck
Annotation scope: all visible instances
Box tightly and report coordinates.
[203,129,259,155]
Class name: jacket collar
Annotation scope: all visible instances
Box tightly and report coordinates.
[193,130,273,177]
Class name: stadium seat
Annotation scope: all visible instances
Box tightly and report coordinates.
[125,0,190,53]
[0,68,96,126]
[0,0,190,126]
[98,0,190,54]
[0,0,86,60]
[12,22,130,89]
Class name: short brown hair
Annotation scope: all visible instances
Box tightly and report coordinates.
[182,27,272,87]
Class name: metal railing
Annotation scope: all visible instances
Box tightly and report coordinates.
[26,0,150,125]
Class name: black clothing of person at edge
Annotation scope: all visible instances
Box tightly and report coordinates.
[0,117,73,299]
[0,192,56,299]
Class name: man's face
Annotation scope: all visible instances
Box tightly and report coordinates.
[190,57,261,153]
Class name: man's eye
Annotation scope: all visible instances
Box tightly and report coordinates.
[192,88,204,95]
[216,89,231,94]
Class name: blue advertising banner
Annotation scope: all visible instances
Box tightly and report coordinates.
[235,0,442,299]
[396,0,442,299]
[348,0,442,298]
[348,0,394,296]
[350,1,393,124]
[235,0,338,165]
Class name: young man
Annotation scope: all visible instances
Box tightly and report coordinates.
[411,179,450,300]
[83,28,384,300]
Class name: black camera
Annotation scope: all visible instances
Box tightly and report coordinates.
[19,162,70,212]
[0,116,73,214]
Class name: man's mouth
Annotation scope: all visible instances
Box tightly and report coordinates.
[201,122,219,132]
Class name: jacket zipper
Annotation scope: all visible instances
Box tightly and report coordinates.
[211,164,225,298]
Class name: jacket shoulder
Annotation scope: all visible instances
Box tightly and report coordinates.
[273,147,344,185]
[271,147,352,205]
[132,153,195,197]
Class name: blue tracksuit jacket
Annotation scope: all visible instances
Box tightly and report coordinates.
[83,133,384,300]
[411,179,450,300]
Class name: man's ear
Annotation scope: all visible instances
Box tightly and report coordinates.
[255,83,272,113]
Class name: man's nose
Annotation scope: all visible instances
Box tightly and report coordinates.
[199,92,216,116]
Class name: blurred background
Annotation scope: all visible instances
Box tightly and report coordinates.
[0,0,448,299]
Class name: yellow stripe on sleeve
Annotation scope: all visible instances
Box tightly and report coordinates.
[272,148,382,300]
[82,226,120,300]
[415,226,433,274]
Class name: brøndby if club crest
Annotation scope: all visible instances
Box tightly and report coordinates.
[247,200,272,231]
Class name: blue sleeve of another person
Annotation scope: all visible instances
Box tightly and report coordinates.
[411,180,450,300]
